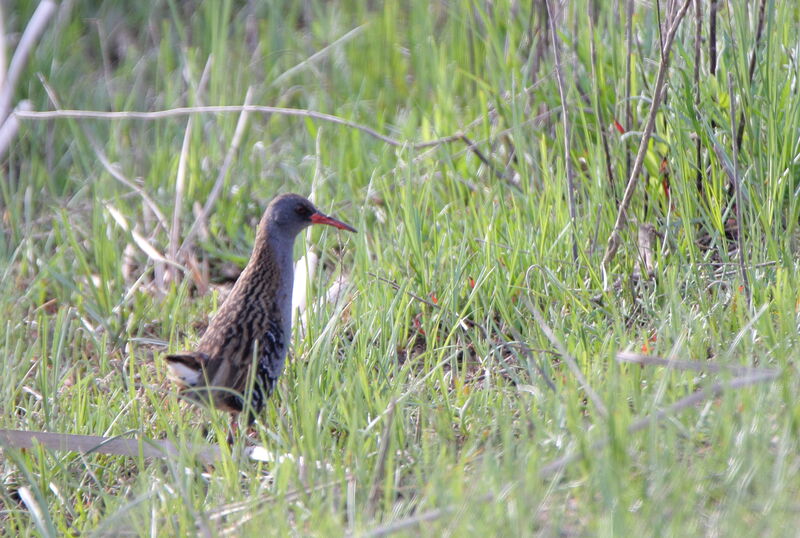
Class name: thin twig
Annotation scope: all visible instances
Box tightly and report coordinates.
[14,105,467,149]
[523,298,608,417]
[601,0,693,286]
[545,0,578,262]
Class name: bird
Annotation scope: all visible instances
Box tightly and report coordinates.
[165,193,356,427]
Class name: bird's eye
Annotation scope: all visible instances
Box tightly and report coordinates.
[295,204,312,217]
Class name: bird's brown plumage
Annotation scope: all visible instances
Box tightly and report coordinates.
[165,193,356,420]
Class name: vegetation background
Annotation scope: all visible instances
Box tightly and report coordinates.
[1,0,799,535]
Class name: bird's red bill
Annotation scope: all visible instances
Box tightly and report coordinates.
[310,212,357,232]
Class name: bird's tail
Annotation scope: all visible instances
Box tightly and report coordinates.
[164,352,209,388]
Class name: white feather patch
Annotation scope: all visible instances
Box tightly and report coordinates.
[166,361,202,387]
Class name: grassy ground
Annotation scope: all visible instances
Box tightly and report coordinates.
[2,0,800,535]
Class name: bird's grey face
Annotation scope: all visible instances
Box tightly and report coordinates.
[269,194,357,238]
[271,196,317,237]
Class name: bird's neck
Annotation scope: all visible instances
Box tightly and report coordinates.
[244,223,296,311]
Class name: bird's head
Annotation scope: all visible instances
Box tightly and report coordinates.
[265,193,357,238]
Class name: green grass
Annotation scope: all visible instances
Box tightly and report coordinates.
[2,0,800,535]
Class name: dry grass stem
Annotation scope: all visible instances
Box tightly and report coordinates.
[601,0,693,285]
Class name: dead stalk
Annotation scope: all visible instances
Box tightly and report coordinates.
[601,0,693,287]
